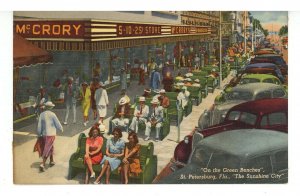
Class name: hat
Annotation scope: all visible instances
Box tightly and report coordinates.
[68,76,74,81]
[153,89,160,94]
[212,68,216,72]
[151,98,159,104]
[159,89,166,94]
[194,79,200,83]
[182,86,187,90]
[144,88,151,93]
[139,96,146,102]
[44,101,55,108]
[99,82,104,86]
[81,81,88,86]
[119,97,127,105]
[186,78,192,82]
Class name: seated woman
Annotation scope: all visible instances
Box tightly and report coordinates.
[94,128,125,184]
[84,126,104,184]
[122,132,142,184]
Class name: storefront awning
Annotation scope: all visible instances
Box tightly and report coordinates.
[13,34,52,68]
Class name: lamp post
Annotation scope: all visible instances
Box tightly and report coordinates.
[219,11,222,88]
[244,11,247,55]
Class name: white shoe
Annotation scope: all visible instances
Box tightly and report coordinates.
[90,172,95,178]
[83,122,87,127]
[155,138,160,142]
[63,122,67,125]
[86,121,89,124]
[144,136,150,141]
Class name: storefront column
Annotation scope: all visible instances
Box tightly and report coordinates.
[177,42,182,70]
[109,49,112,83]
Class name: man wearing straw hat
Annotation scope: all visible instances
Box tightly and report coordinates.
[110,97,131,134]
[177,86,190,109]
[145,97,164,142]
[36,101,63,172]
[129,96,149,134]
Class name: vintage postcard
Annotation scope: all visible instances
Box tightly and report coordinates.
[13,11,288,184]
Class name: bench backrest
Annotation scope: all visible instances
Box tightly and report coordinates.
[77,133,153,167]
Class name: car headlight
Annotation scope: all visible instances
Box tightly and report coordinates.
[184,136,189,144]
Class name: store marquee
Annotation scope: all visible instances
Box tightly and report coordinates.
[14,19,211,42]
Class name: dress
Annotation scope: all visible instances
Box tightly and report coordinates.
[125,143,142,176]
[80,87,91,116]
[101,138,125,171]
[94,88,109,118]
[37,110,63,158]
[85,136,103,164]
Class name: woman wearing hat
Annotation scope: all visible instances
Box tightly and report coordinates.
[110,97,131,134]
[80,82,91,126]
[36,101,63,172]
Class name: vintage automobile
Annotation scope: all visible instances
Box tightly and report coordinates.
[224,73,283,93]
[255,48,276,55]
[209,83,287,128]
[226,63,286,90]
[156,129,288,184]
[239,73,282,85]
[174,98,288,166]
[243,63,285,82]
[250,54,288,76]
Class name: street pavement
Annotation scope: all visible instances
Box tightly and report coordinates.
[13,71,233,184]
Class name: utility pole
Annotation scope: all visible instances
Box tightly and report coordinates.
[219,11,222,88]
[244,11,247,54]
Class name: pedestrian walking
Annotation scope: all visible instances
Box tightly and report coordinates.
[34,86,50,119]
[79,81,91,126]
[138,60,146,85]
[120,68,127,90]
[63,76,79,125]
[150,67,161,90]
[36,101,63,172]
[94,82,109,124]
[90,78,100,120]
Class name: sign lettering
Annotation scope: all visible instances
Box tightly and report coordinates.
[14,21,86,39]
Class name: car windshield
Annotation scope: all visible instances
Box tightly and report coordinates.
[226,90,253,101]
[227,110,257,125]
[239,78,260,85]
[190,147,240,169]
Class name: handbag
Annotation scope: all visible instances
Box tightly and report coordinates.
[33,137,44,157]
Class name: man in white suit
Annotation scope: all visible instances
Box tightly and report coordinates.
[145,98,164,142]
[94,82,109,124]
[129,96,149,134]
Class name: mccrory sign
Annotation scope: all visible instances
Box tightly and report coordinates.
[14,20,87,39]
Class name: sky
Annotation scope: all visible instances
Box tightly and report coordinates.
[250,11,288,32]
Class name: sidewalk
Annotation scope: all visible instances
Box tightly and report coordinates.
[13,73,233,184]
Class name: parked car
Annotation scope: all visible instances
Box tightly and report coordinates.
[224,73,283,93]
[210,83,287,128]
[242,63,285,83]
[250,54,288,76]
[239,74,282,85]
[157,129,287,184]
[176,98,288,165]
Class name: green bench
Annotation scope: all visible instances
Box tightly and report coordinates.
[68,133,158,184]
[190,76,208,98]
[165,92,192,117]
[186,86,202,106]
[109,99,171,141]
